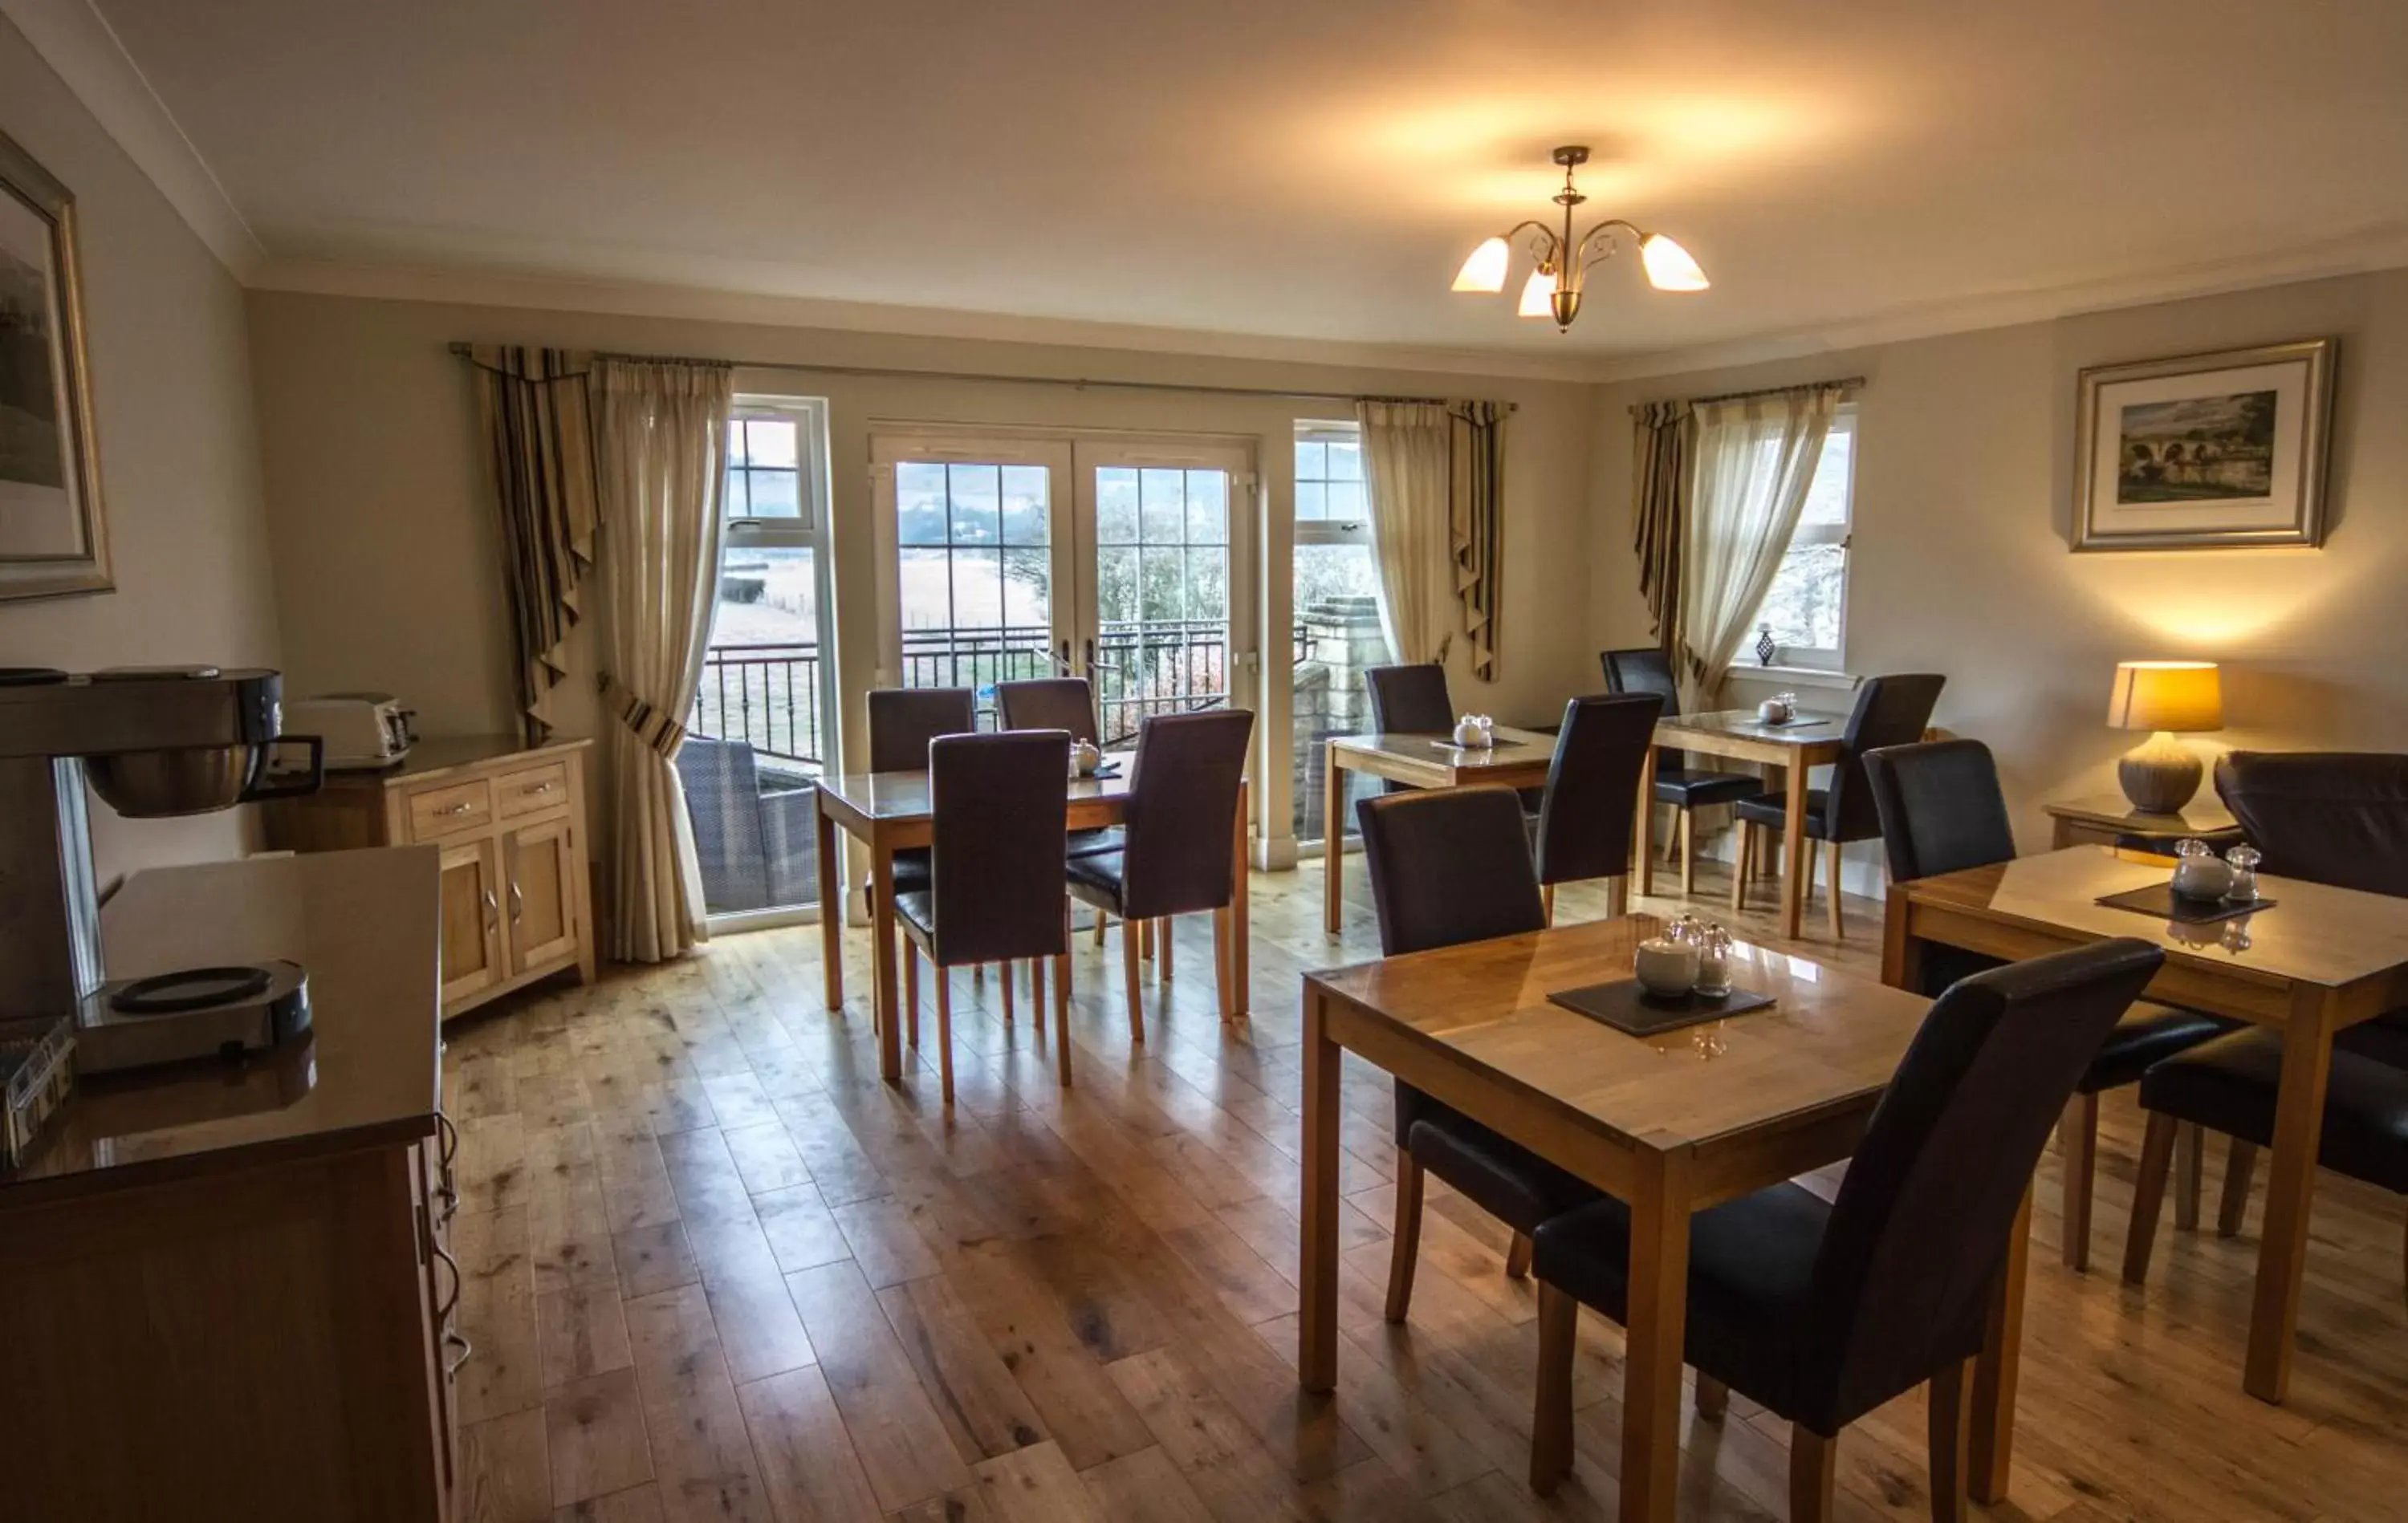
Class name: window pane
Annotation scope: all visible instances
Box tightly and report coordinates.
[1756,544,1847,652]
[1096,546,1139,623]
[722,466,749,518]
[1139,469,1186,543]
[1185,546,1229,620]
[1139,548,1182,622]
[949,465,1001,546]
[1097,467,1140,543]
[1001,546,1051,629]
[1295,441,1325,480]
[999,465,1049,546]
[1325,480,1367,523]
[950,546,1004,629]
[897,462,948,546]
[897,546,953,630]
[1296,480,1327,521]
[744,419,798,469]
[744,467,799,518]
[1186,471,1227,543]
[1798,426,1853,527]
[1327,440,1363,481]
[1292,542,1392,843]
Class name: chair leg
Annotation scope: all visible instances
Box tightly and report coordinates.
[1928,1359,1972,1523]
[1541,883,1556,927]
[1053,951,1073,1088]
[1504,1232,1532,1280]
[1031,957,1046,1033]
[934,966,955,1107]
[2219,1137,2258,1237]
[1002,961,1015,1026]
[2060,1092,2098,1273]
[1678,807,1695,895]
[1121,916,1145,1045]
[903,944,921,1050]
[1728,822,1752,912]
[2122,1110,2181,1285]
[1606,873,1629,919]
[1789,1426,1837,1523]
[2174,1121,2204,1231]
[1160,918,1173,981]
[1823,839,1844,940]
[1212,908,1231,1020]
[1695,1375,1728,1421]
[1093,908,1108,948]
[1385,1152,1423,1324]
[1141,917,1155,962]
[1530,1281,1576,1496]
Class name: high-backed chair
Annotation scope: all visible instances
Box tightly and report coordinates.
[1357,785,1592,1315]
[862,685,974,897]
[997,677,1119,869]
[1531,692,1663,921]
[1601,648,1762,893]
[2123,752,2408,1289]
[1863,739,2231,1270]
[895,730,1072,1103]
[1530,939,2166,1517]
[1064,709,1254,1037]
[1731,672,1946,937]
[1363,662,1455,797]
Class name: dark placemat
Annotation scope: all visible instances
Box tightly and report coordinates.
[2097,883,2275,925]
[1548,978,1775,1038]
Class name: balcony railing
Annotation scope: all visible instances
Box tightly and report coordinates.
[694,643,824,767]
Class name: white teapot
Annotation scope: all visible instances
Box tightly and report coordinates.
[1755,695,1793,725]
[2170,838,2234,901]
[1451,713,1495,749]
[1071,739,1103,777]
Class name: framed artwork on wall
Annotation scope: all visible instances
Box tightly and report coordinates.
[0,127,109,601]
[2072,337,2335,551]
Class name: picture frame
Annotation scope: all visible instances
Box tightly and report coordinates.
[0,126,109,600]
[2072,337,2334,551]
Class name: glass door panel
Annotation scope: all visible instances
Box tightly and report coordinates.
[1086,461,1235,746]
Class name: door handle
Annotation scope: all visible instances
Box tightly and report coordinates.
[482,887,498,930]
[509,880,524,922]
[1055,639,1074,674]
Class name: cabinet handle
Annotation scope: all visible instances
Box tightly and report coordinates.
[430,1240,462,1324]
[443,1328,474,1379]
[522,781,556,796]
[509,880,524,922]
[435,1112,460,1221]
[437,800,475,817]
[482,887,498,929]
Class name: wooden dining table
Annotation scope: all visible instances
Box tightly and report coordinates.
[1885,844,2408,1403]
[1299,916,2033,1522]
[1638,709,1846,939]
[815,768,1251,1082]
[1320,726,1555,935]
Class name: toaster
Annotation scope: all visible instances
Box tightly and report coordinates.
[284,693,415,770]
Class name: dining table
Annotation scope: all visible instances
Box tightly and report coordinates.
[1298,915,2032,1523]
[1885,843,2408,1403]
[1320,726,1556,936]
[1638,709,1847,939]
[815,767,1251,1082]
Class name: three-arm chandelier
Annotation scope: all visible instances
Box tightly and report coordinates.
[1451,145,1708,331]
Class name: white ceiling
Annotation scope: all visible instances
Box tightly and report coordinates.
[71,0,2408,368]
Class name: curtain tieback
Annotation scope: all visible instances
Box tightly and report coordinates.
[600,671,687,757]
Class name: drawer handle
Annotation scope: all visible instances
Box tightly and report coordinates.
[444,1328,474,1379]
[436,800,477,818]
[520,781,557,796]
[430,1240,462,1323]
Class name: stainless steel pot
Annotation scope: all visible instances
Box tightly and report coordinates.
[84,734,324,818]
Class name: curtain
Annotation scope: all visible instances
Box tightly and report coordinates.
[1357,400,1454,665]
[592,357,734,963]
[1675,384,1846,707]
[1630,399,1693,658]
[1448,402,1507,680]
[466,346,600,743]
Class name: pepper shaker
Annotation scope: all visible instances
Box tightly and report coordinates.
[2223,844,2262,904]
[1694,924,1734,997]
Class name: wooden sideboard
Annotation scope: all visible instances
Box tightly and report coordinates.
[263,735,596,1017]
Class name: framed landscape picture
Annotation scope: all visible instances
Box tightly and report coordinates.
[2072,337,2334,551]
[0,128,108,600]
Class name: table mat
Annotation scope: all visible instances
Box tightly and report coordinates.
[2096,883,2275,925]
[1547,978,1775,1038]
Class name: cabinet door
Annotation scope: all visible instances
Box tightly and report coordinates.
[438,839,506,1005]
[504,817,580,975]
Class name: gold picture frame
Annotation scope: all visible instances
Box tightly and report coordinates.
[2072,337,2334,551]
[0,126,109,600]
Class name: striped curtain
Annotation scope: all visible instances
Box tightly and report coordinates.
[1630,399,1693,658]
[466,346,600,742]
[1449,402,1507,680]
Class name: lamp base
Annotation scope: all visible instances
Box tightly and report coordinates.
[2118,730,2203,814]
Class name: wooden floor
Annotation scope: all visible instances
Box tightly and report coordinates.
[442,855,2408,1522]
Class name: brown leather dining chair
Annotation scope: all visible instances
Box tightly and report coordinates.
[1064,709,1253,1039]
[996,674,1125,969]
[1531,692,1663,922]
[1601,647,1763,893]
[861,688,974,1034]
[894,730,1073,1103]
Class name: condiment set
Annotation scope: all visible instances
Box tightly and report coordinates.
[1450,713,1497,749]
[1069,739,1104,777]
[1633,915,1735,999]
[2170,838,2264,904]
[1755,691,1801,725]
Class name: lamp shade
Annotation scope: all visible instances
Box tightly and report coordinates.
[1451,237,1510,294]
[1639,232,1710,292]
[2106,660,2223,733]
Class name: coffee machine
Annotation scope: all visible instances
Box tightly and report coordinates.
[0,666,324,1070]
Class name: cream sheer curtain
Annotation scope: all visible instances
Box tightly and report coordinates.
[593,358,734,963]
[1357,400,1454,664]
[1674,384,1845,706]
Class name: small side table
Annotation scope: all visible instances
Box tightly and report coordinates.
[2044,791,2241,851]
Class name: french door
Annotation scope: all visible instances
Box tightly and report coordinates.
[872,430,1255,746]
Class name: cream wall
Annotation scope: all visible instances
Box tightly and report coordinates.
[1590,267,2408,876]
[0,18,279,881]
[244,289,1600,862]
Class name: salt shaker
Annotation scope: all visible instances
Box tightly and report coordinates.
[2223,844,2262,904]
[1694,924,1734,998]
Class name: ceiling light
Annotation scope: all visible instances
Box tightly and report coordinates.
[1450,146,1708,332]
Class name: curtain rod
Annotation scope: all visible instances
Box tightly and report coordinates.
[445,341,1515,412]
[1627,375,1866,414]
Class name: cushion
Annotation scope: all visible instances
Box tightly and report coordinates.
[1066,826,1123,860]
[1405,1115,1600,1235]
[2338,1011,2408,1070]
[1735,790,1832,839]
[1653,768,1763,808]
[892,887,935,940]
[2140,1030,2408,1193]
[868,846,932,898]
[2077,1002,2238,1094]
[1064,849,1127,914]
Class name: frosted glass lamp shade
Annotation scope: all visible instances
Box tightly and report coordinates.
[1639,233,1710,292]
[1517,267,1556,318]
[1451,237,1510,293]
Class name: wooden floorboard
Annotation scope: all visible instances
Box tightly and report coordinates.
[443,856,2408,1521]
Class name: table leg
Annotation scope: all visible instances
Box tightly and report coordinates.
[1323,744,1346,937]
[2051,817,2076,850]
[1969,1184,2031,1503]
[870,841,901,1084]
[1880,887,1922,993]
[1299,985,1342,1393]
[1621,1149,1694,1523]
[2247,984,2340,1402]
[816,789,843,1012]
[1780,762,1810,939]
[1231,779,1251,1015]
[1637,746,1658,898]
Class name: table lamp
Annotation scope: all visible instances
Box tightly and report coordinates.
[2106,660,2223,812]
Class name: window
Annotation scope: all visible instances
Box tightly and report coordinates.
[1747,406,1857,670]
[1291,422,1390,846]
